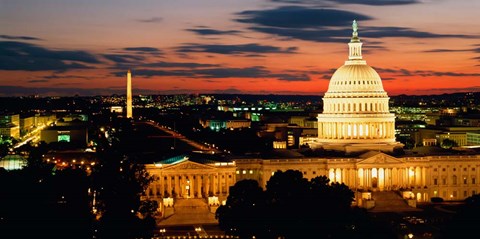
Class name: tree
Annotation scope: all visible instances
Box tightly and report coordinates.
[266,170,309,238]
[216,170,359,238]
[441,138,458,149]
[216,180,267,238]
[92,149,155,239]
[444,194,480,239]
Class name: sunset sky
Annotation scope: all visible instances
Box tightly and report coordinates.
[1,0,479,96]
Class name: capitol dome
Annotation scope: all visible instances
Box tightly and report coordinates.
[326,64,386,95]
[315,20,403,154]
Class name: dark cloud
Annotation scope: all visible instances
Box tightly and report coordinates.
[236,6,372,29]
[123,47,163,55]
[114,66,312,81]
[275,74,310,81]
[328,0,419,5]
[248,25,475,43]
[236,6,476,43]
[26,74,99,84]
[109,60,219,70]
[271,0,419,6]
[0,34,42,41]
[0,41,98,71]
[112,69,193,78]
[103,54,145,63]
[410,86,480,95]
[0,85,161,96]
[27,79,49,83]
[423,49,471,53]
[186,27,242,36]
[142,61,220,68]
[360,26,474,39]
[104,47,163,65]
[424,47,480,54]
[374,67,480,77]
[176,43,297,55]
[137,17,163,23]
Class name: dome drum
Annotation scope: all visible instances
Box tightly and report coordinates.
[322,98,390,114]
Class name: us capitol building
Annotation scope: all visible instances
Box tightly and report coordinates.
[144,21,480,210]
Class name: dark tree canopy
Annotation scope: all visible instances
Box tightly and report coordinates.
[216,170,367,239]
[443,194,480,239]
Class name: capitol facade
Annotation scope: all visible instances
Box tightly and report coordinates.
[144,22,480,211]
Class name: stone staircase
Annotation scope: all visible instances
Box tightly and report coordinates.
[370,191,419,212]
[159,198,218,225]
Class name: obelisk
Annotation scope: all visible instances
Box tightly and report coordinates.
[126,69,133,118]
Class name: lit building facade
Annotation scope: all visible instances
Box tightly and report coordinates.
[144,155,236,200]
[235,152,480,202]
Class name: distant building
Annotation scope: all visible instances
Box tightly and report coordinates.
[199,119,250,131]
[20,115,35,137]
[0,114,20,139]
[110,106,123,114]
[0,154,27,170]
[467,132,480,146]
[416,127,480,147]
[40,125,88,146]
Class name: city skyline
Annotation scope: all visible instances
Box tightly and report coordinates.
[1,0,480,96]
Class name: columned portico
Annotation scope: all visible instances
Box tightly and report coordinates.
[145,158,236,200]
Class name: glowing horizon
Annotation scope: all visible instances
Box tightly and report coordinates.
[1,0,479,96]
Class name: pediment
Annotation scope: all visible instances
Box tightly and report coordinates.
[162,160,217,171]
[357,152,405,165]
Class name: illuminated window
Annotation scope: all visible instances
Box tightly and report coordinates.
[58,134,70,142]
[236,170,239,174]
[249,170,253,174]
[242,170,246,175]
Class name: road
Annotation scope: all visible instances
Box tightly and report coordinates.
[14,124,47,148]
[145,121,222,153]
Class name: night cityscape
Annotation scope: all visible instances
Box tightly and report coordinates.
[1,1,480,239]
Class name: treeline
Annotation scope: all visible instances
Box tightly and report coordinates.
[216,170,388,239]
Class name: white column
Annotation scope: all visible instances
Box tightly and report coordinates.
[160,174,164,197]
[167,175,172,196]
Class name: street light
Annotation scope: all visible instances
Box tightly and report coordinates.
[159,228,166,239]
